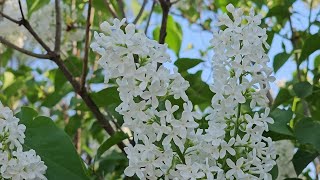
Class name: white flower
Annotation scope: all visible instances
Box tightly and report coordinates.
[226,158,246,179]
[0,101,47,179]
[176,158,205,180]
[219,138,236,158]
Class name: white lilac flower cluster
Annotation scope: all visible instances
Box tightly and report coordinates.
[28,2,84,52]
[0,0,27,53]
[91,4,276,180]
[0,0,84,54]
[0,101,47,180]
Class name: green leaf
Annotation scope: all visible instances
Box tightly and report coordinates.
[55,70,67,92]
[22,116,90,180]
[174,58,204,73]
[26,0,50,18]
[96,151,128,179]
[16,106,38,124]
[299,34,320,64]
[292,149,319,175]
[266,5,290,20]
[294,118,320,152]
[153,16,183,56]
[65,115,82,137]
[91,87,121,107]
[96,131,128,159]
[269,108,294,136]
[293,82,313,98]
[273,52,291,73]
[184,71,214,110]
[272,88,294,108]
[64,56,82,77]
[42,84,72,107]
[270,163,279,180]
[313,55,320,69]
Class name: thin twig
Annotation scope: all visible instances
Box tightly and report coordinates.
[54,0,62,54]
[0,36,51,59]
[104,0,118,18]
[80,0,92,92]
[158,0,171,44]
[0,11,20,24]
[145,0,156,34]
[17,0,52,52]
[118,0,126,19]
[18,0,25,20]
[53,57,127,153]
[288,14,311,117]
[133,0,147,24]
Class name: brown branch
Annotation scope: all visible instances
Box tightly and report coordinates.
[0,11,20,24]
[133,0,147,24]
[52,56,127,153]
[104,0,118,18]
[16,1,52,52]
[54,0,62,54]
[118,0,126,19]
[18,0,25,20]
[145,0,156,34]
[80,0,93,92]
[158,0,171,44]
[0,36,51,59]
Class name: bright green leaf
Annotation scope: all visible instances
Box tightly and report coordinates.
[153,16,183,56]
[26,0,50,18]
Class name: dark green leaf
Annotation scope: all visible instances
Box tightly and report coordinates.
[184,71,214,110]
[96,131,128,159]
[42,84,72,107]
[294,117,320,152]
[16,106,38,123]
[65,115,82,137]
[174,58,204,73]
[91,87,121,107]
[269,108,294,136]
[299,34,320,64]
[293,81,313,98]
[273,52,291,73]
[55,70,67,92]
[96,151,128,179]
[266,5,290,20]
[292,149,319,175]
[22,116,90,180]
[272,88,294,108]
[270,163,278,180]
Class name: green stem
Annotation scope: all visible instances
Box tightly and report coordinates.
[173,142,186,164]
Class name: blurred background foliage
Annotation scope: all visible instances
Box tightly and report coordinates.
[0,0,320,179]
